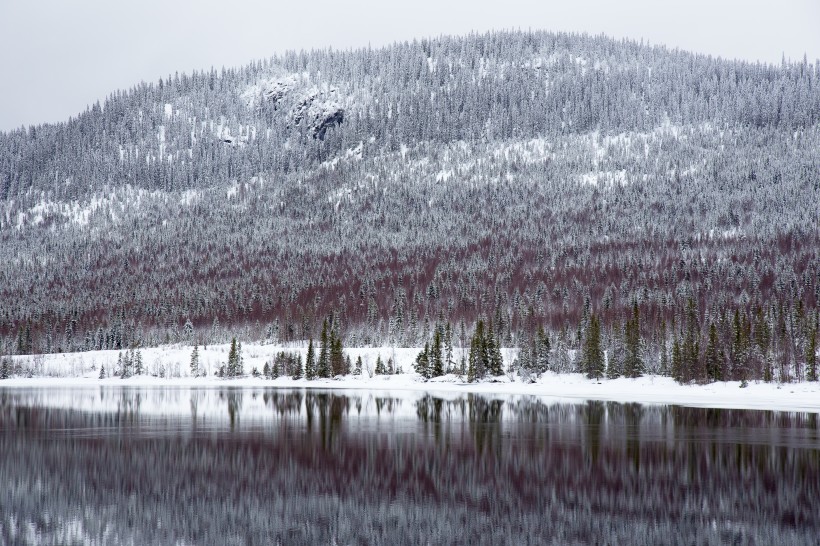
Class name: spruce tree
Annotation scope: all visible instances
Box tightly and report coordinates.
[190,345,200,377]
[415,343,431,379]
[119,352,130,379]
[318,319,330,378]
[671,336,683,383]
[293,353,304,380]
[305,339,316,380]
[375,354,386,375]
[659,321,669,376]
[623,304,643,378]
[330,329,344,376]
[98,363,106,379]
[430,329,444,377]
[807,326,818,382]
[583,314,604,380]
[606,323,623,380]
[487,322,504,376]
[535,327,550,375]
[705,323,721,382]
[354,355,363,376]
[227,337,242,377]
[471,320,488,380]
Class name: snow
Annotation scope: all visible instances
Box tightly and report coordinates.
[3,344,820,414]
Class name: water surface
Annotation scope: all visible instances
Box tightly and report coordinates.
[1,387,818,545]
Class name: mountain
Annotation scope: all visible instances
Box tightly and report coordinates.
[0,30,818,382]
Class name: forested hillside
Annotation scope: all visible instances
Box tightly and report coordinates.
[1,30,818,384]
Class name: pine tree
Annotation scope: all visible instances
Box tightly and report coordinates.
[671,335,683,383]
[133,350,143,375]
[444,322,454,372]
[227,337,242,377]
[730,309,747,382]
[330,328,345,376]
[318,319,330,378]
[263,361,271,379]
[487,321,504,376]
[190,345,200,377]
[467,320,489,382]
[375,354,386,375]
[467,335,479,383]
[807,325,818,382]
[659,321,669,376]
[705,323,721,382]
[430,328,444,377]
[583,314,604,380]
[344,354,352,375]
[415,343,430,379]
[98,363,106,379]
[535,327,550,375]
[623,304,643,378]
[305,339,316,380]
[606,323,623,380]
[119,352,130,379]
[683,299,702,383]
[293,353,304,380]
[0,357,11,379]
[353,355,363,376]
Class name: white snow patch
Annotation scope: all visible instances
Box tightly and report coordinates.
[4,344,820,414]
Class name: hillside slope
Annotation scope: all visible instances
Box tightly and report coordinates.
[0,31,818,384]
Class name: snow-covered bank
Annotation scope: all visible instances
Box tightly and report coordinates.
[2,343,819,413]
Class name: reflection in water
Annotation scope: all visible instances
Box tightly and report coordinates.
[0,388,819,545]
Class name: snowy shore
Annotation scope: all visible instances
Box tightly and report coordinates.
[2,343,819,413]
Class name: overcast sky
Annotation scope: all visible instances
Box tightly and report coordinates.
[1,0,818,131]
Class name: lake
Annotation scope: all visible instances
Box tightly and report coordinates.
[1,387,818,545]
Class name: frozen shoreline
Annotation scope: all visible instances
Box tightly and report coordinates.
[2,344,819,413]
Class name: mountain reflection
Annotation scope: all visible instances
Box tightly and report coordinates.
[1,388,818,545]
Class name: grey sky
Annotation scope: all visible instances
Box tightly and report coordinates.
[1,0,818,131]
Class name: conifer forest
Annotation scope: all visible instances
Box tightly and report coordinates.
[1,30,819,385]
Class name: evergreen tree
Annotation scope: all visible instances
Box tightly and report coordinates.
[190,345,200,377]
[134,349,143,375]
[444,322,454,372]
[807,325,818,382]
[583,314,604,380]
[0,357,11,380]
[263,361,271,379]
[682,298,703,383]
[227,337,242,377]
[705,323,721,382]
[671,336,683,383]
[98,363,106,379]
[415,343,431,379]
[119,352,130,379]
[354,355,363,376]
[467,320,488,382]
[623,304,643,378]
[329,328,345,376]
[659,321,669,376]
[318,319,330,378]
[375,354,386,375]
[607,323,623,379]
[535,327,550,375]
[487,321,504,376]
[430,328,444,377]
[293,353,304,380]
[305,339,316,380]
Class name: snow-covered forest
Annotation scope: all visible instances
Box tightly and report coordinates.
[1,30,818,385]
